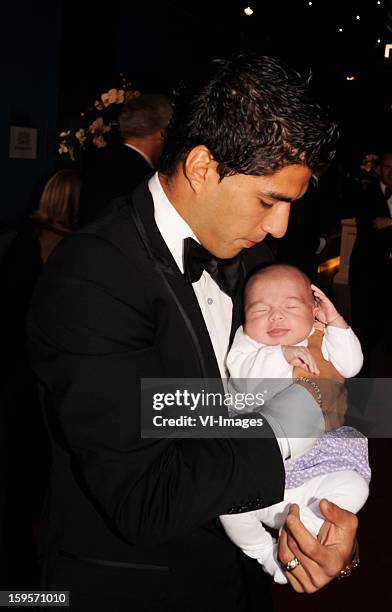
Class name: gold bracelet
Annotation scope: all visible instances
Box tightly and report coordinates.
[337,540,360,579]
[294,376,323,410]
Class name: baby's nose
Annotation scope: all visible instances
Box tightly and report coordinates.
[270,308,284,320]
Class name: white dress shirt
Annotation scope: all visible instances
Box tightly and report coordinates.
[148,172,324,459]
[150,172,232,378]
[380,181,392,217]
[124,143,154,169]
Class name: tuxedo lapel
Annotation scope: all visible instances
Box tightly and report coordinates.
[125,180,222,380]
[229,263,245,348]
[373,183,391,217]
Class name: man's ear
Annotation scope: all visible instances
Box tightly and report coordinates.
[183,145,215,192]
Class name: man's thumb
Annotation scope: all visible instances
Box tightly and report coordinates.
[319,499,337,521]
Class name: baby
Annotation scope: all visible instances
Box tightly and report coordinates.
[221,263,370,584]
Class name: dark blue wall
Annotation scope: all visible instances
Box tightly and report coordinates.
[0,1,63,226]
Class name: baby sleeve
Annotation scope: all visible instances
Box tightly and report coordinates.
[321,326,363,377]
[220,511,287,584]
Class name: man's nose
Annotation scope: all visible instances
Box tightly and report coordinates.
[262,203,291,238]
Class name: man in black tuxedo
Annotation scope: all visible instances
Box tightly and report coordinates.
[79,93,172,225]
[349,151,392,359]
[28,54,358,611]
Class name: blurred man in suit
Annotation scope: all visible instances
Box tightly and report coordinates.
[79,93,172,225]
[349,150,392,366]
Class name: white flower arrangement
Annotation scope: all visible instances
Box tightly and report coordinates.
[58,77,140,160]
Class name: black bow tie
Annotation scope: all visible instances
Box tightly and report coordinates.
[183,237,242,298]
[385,187,392,200]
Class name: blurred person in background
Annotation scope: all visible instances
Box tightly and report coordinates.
[79,94,172,225]
[0,168,80,587]
[349,150,392,374]
[32,168,81,263]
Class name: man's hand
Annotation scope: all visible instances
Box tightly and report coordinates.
[278,501,358,593]
[293,376,347,431]
[282,345,320,375]
[318,378,348,431]
[373,216,392,231]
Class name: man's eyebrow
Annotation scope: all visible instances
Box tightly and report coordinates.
[263,191,293,203]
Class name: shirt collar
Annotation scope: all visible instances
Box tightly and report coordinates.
[380,180,392,196]
[124,143,154,169]
[148,172,198,273]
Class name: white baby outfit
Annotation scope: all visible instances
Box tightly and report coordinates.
[221,325,370,584]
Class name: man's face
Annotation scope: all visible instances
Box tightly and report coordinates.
[244,269,316,346]
[380,154,392,189]
[191,163,312,259]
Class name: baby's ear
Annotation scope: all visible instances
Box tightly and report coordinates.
[313,304,326,328]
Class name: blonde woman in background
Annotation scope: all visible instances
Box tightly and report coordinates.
[0,168,80,587]
[32,168,81,263]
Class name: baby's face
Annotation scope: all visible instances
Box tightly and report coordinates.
[244,270,316,346]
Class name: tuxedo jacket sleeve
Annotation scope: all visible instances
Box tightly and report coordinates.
[28,190,285,549]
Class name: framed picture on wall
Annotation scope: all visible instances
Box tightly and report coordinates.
[9,126,38,159]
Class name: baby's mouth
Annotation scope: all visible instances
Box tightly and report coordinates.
[267,328,290,337]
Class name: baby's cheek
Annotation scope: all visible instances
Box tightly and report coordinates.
[244,319,255,338]
[290,316,314,343]
[245,318,268,344]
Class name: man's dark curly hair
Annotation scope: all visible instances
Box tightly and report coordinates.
[159,53,339,179]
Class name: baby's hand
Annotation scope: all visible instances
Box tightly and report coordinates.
[282,345,320,375]
[311,284,347,327]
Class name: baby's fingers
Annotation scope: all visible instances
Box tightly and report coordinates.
[311,284,327,297]
[305,354,320,375]
[299,349,320,375]
[292,358,310,370]
[311,284,325,296]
